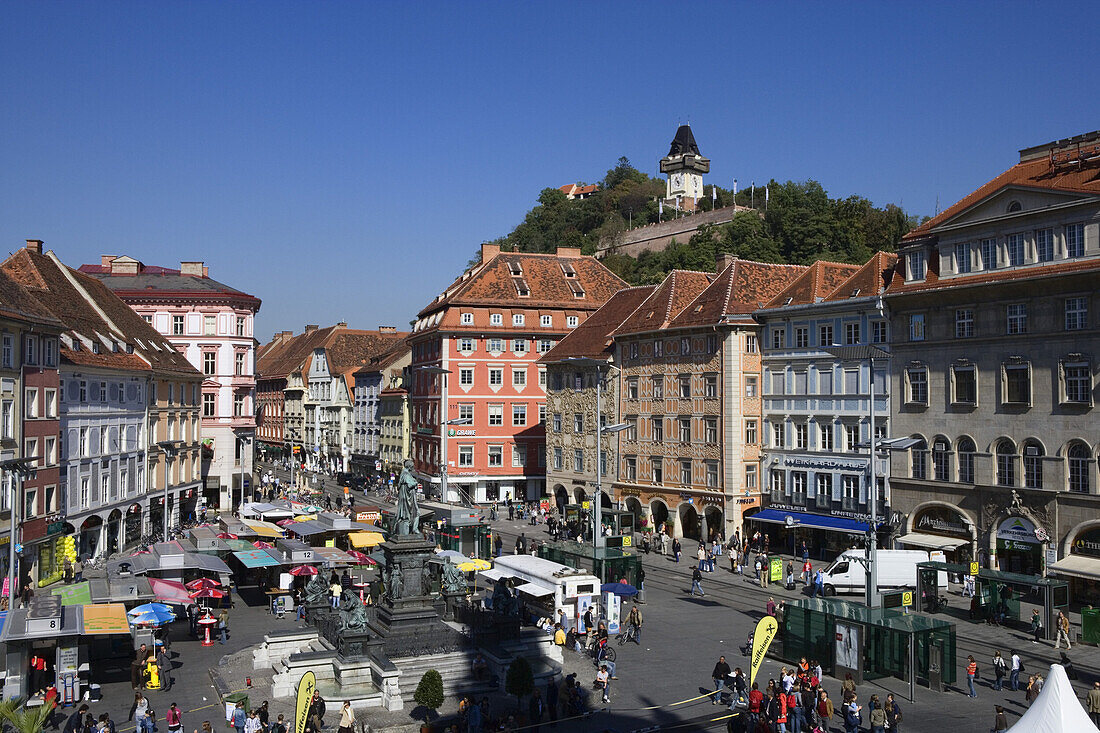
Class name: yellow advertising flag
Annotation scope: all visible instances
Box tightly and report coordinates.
[294,671,316,733]
[749,616,779,688]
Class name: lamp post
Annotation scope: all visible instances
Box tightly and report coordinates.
[156,440,183,543]
[2,457,37,609]
[417,367,473,503]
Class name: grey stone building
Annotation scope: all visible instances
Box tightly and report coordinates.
[886,130,1100,601]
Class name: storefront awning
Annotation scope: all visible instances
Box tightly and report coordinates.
[82,604,131,635]
[286,520,331,537]
[240,518,284,538]
[747,509,877,534]
[478,568,509,583]
[233,549,284,569]
[896,532,968,551]
[514,581,554,598]
[311,547,357,565]
[349,532,385,548]
[1049,555,1100,582]
[51,582,93,606]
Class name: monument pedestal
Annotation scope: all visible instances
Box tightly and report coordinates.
[442,590,465,622]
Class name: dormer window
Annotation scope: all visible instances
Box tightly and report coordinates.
[514,280,530,297]
[560,263,577,278]
[540,315,552,327]
[508,261,523,277]
[490,313,503,326]
[568,281,585,298]
[512,314,525,326]
[908,251,926,280]
[460,312,474,325]
[566,316,578,328]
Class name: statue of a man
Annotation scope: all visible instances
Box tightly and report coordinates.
[394,458,420,536]
[303,573,328,605]
[441,558,468,595]
[339,590,370,633]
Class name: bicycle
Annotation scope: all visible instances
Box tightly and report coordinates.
[616,626,637,645]
[592,639,616,666]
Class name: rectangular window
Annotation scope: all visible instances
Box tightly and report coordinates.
[488,445,503,467]
[1066,223,1085,258]
[512,338,526,353]
[955,308,974,338]
[842,475,860,507]
[653,340,664,357]
[816,474,831,505]
[1,334,11,368]
[845,322,860,345]
[204,315,216,335]
[909,251,926,280]
[235,352,246,376]
[203,351,216,375]
[745,419,757,445]
[512,404,527,426]
[1004,364,1031,405]
[537,339,552,353]
[1035,228,1054,262]
[234,393,246,417]
[705,461,718,488]
[43,338,56,366]
[459,367,474,386]
[745,464,757,490]
[172,315,184,335]
[458,445,473,467]
[980,238,997,270]
[819,324,834,347]
[680,459,692,485]
[678,374,691,398]
[24,388,37,419]
[791,471,807,502]
[552,447,562,470]
[678,417,691,443]
[1007,303,1027,334]
[772,327,785,350]
[652,377,663,400]
[44,436,56,465]
[909,314,925,341]
[488,338,503,352]
[704,374,717,398]
[1063,363,1092,404]
[651,416,663,443]
[488,368,503,387]
[1007,234,1024,266]
[236,316,245,336]
[570,412,582,433]
[203,393,216,417]
[573,449,584,473]
[624,456,636,481]
[23,336,36,365]
[745,335,757,353]
[488,404,503,426]
[1066,297,1088,331]
[512,445,526,468]
[955,242,971,273]
[795,327,808,348]
[771,422,784,448]
[627,379,638,399]
[952,365,977,405]
[770,471,784,501]
[745,376,758,397]
[819,423,833,451]
[552,413,561,432]
[459,338,474,352]
[795,423,808,449]
[512,369,526,387]
[704,418,718,444]
[680,336,691,355]
[845,424,860,452]
[959,445,975,484]
[906,368,928,405]
[651,458,663,484]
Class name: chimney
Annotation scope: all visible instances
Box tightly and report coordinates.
[716,252,738,274]
[101,255,116,267]
[180,261,204,277]
[25,239,43,254]
[305,325,318,333]
[379,325,396,333]
[480,242,500,261]
[110,257,141,275]
[556,246,582,258]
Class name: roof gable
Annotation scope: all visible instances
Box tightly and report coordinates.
[764,261,860,309]
[823,252,898,302]
[540,286,656,362]
[614,270,714,336]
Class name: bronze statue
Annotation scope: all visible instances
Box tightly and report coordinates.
[339,589,370,633]
[303,573,328,605]
[394,459,420,536]
[441,558,468,595]
[388,563,404,600]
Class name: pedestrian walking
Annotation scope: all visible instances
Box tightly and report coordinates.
[165,704,182,733]
[337,701,354,733]
[711,656,731,705]
[129,696,152,733]
[966,655,978,698]
[690,566,705,597]
[68,705,91,733]
[626,605,643,644]
[258,702,269,733]
[1054,611,1072,649]
[528,688,544,733]
[1030,608,1043,642]
[885,693,902,733]
[1010,650,1022,691]
[1088,682,1100,727]
[991,650,1006,691]
[786,560,794,589]
[218,609,230,645]
[868,695,886,733]
[813,567,825,598]
[843,694,862,733]
[697,544,707,571]
[992,705,1009,731]
[728,544,737,573]
[244,710,261,733]
[802,559,812,586]
[672,538,682,563]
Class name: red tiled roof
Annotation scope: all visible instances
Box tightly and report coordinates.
[416,250,626,320]
[614,271,715,336]
[823,252,897,301]
[540,286,656,363]
[0,267,63,329]
[669,259,807,329]
[763,261,861,309]
[257,326,408,392]
[257,327,339,380]
[2,248,200,376]
[904,144,1100,240]
[353,343,410,377]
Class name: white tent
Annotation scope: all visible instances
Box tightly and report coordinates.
[1008,664,1098,732]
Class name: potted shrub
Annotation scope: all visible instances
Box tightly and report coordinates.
[505,656,534,712]
[413,669,444,730]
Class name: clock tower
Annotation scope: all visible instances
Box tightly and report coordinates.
[660,124,710,206]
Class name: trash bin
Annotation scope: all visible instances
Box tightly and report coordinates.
[88,684,102,702]
[223,692,250,721]
[1081,607,1100,645]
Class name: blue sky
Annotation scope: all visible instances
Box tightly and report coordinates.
[2,2,1096,341]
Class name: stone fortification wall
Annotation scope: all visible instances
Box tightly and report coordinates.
[597,204,748,258]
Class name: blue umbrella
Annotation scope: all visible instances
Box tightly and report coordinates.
[127,602,175,617]
[130,608,176,627]
[600,582,638,597]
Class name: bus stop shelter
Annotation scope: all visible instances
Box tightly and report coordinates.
[537,540,642,586]
[916,561,1068,640]
[781,597,956,697]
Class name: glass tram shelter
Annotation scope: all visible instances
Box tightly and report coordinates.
[916,561,1068,641]
[537,540,642,586]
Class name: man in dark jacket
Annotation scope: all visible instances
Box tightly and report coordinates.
[711,656,731,705]
[691,566,705,596]
[527,688,544,732]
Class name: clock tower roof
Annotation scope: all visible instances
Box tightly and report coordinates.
[667,124,701,157]
[659,123,710,175]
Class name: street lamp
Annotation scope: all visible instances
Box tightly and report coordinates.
[2,457,36,609]
[417,366,473,503]
[563,357,628,549]
[234,429,254,505]
[156,440,183,543]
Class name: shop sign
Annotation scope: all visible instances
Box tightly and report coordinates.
[914,507,970,539]
[997,516,1038,544]
[447,429,475,436]
[1072,527,1100,558]
[47,521,67,536]
[618,488,640,497]
[999,539,1037,552]
[767,502,871,522]
[781,457,866,471]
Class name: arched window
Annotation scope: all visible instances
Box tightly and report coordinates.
[1006,200,1022,213]
[932,437,951,481]
[957,437,976,483]
[911,438,928,480]
[997,439,1016,486]
[1069,443,1092,493]
[1023,440,1044,489]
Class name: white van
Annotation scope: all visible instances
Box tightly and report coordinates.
[821,549,931,595]
[480,554,601,622]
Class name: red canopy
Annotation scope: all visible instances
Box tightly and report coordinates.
[346,550,376,565]
[252,541,274,549]
[289,565,318,577]
[216,532,238,540]
[186,578,222,591]
[189,588,226,599]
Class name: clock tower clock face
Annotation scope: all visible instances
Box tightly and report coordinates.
[671,173,683,190]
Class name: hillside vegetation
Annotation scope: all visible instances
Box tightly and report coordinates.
[482,158,924,285]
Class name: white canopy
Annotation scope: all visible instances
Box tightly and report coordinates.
[1008,664,1098,732]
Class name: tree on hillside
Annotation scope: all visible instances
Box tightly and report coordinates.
[718,212,783,263]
